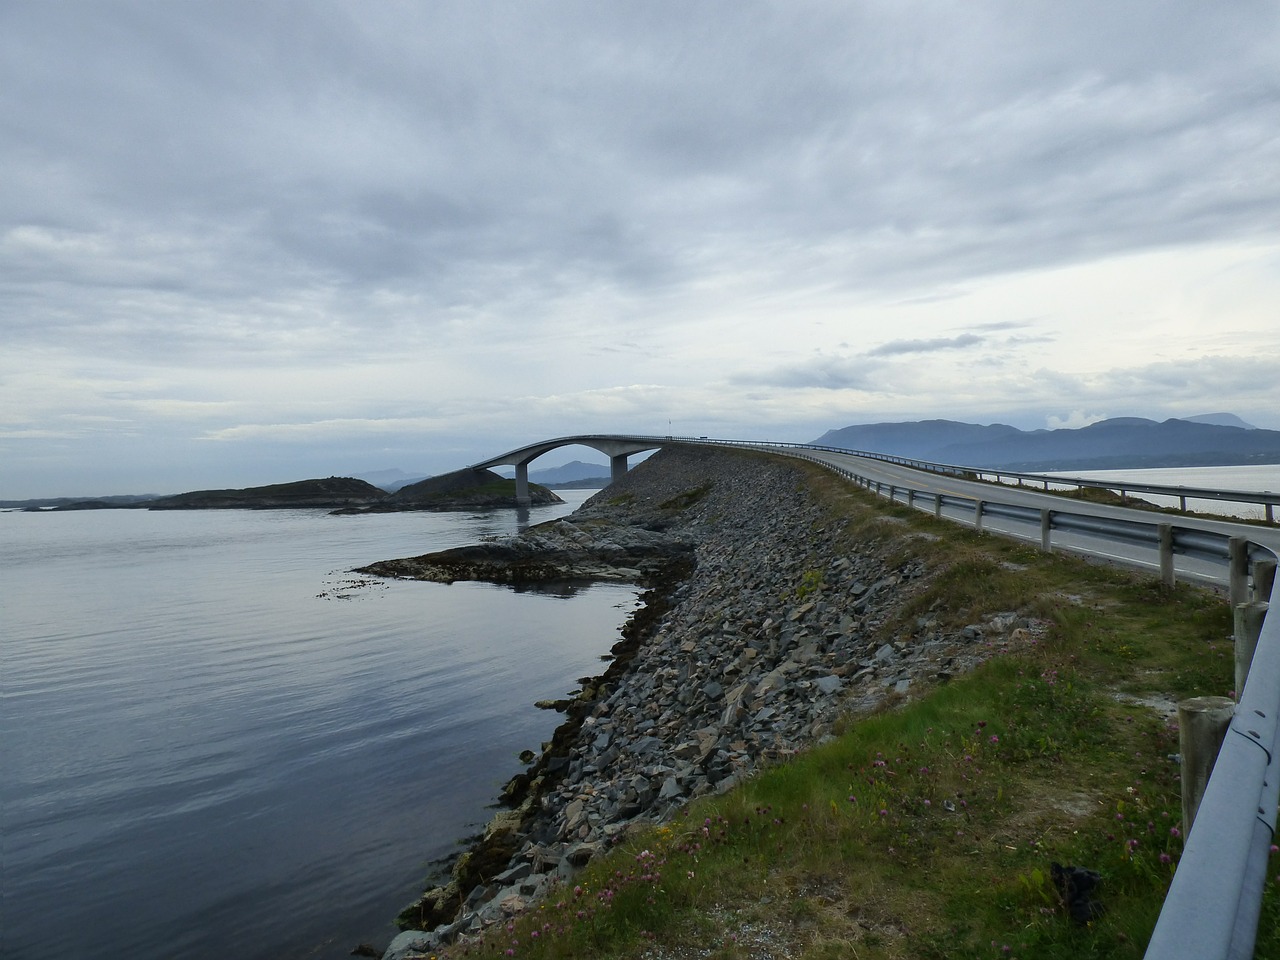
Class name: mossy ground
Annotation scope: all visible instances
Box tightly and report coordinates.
[427,459,1280,960]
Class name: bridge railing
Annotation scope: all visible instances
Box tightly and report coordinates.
[687,435,1278,960]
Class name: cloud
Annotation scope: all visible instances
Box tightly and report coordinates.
[3,2,1280,496]
[1047,410,1109,430]
[866,334,985,357]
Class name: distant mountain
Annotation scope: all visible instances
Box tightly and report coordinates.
[356,467,421,490]
[812,416,1280,471]
[530,460,611,486]
[1182,413,1258,430]
[491,460,612,486]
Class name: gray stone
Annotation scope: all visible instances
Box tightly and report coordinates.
[383,929,440,960]
[493,862,533,886]
[627,735,663,757]
[814,675,843,695]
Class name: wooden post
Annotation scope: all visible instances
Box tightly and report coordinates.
[1177,696,1235,832]
[974,500,985,534]
[934,494,943,518]
[1234,601,1269,698]
[1158,524,1175,590]
[1040,510,1052,552]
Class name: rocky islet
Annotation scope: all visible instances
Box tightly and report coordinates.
[373,445,1040,959]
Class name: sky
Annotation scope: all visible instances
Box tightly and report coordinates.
[3,2,1279,498]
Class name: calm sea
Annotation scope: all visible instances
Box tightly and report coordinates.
[0,492,638,959]
[1039,463,1280,520]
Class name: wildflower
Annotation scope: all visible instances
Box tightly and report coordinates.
[1159,853,1172,864]
[1170,827,1181,838]
[989,735,999,744]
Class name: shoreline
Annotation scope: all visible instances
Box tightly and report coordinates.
[366,447,1042,959]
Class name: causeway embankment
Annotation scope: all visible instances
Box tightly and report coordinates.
[367,445,1042,958]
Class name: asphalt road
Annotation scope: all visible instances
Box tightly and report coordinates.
[796,449,1280,592]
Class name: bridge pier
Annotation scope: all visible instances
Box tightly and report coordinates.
[515,461,530,507]
[610,453,629,484]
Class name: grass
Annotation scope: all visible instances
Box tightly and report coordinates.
[424,458,1279,960]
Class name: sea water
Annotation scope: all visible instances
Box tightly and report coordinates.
[1039,463,1280,520]
[0,493,637,959]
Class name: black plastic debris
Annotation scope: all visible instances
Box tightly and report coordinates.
[1051,862,1104,924]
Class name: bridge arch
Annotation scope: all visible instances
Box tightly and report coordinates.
[471,434,669,505]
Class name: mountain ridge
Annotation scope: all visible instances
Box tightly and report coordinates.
[812,416,1280,471]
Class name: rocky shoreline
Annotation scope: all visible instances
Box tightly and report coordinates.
[368,446,1038,960]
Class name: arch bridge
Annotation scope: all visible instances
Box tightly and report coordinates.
[470,434,673,505]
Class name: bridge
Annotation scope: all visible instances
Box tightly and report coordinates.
[471,434,670,504]
[476,433,1280,959]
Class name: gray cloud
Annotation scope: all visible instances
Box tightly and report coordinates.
[3,1,1279,495]
[867,334,985,357]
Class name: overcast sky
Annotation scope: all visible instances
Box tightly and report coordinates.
[3,2,1279,497]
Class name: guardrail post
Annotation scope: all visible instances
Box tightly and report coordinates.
[1233,601,1269,697]
[974,500,985,534]
[1039,510,1052,552]
[1158,524,1175,589]
[1177,696,1234,832]
[1254,559,1277,602]
[1229,538,1249,609]
[934,494,942,519]
[907,488,915,509]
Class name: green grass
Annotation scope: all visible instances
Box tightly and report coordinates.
[429,460,1279,960]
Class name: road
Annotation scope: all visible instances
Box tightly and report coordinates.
[795,448,1280,591]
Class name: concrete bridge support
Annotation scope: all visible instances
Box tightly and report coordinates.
[515,461,530,507]
[611,454,629,484]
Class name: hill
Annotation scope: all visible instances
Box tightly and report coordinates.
[368,467,562,511]
[146,477,387,510]
[813,416,1280,471]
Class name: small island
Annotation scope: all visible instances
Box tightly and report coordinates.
[30,468,562,513]
[335,467,562,514]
